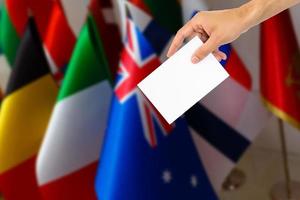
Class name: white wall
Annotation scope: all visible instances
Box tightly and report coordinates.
[206,0,300,154]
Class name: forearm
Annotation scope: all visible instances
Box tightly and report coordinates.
[240,0,300,30]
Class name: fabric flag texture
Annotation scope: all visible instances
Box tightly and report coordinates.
[261,10,300,129]
[125,0,180,60]
[5,0,53,40]
[95,8,218,200]
[0,18,57,200]
[89,0,122,77]
[180,0,270,192]
[0,6,11,92]
[128,0,269,193]
[43,0,76,82]
[60,0,122,78]
[1,0,74,84]
[139,0,182,34]
[1,0,53,66]
[37,15,113,200]
[0,50,11,92]
[60,0,89,36]
[0,3,20,65]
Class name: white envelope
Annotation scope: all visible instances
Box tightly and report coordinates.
[138,36,229,124]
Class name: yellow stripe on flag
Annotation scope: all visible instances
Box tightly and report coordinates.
[0,75,57,173]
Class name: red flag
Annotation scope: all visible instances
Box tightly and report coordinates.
[261,10,300,128]
[89,0,122,77]
[6,0,53,39]
[44,1,76,82]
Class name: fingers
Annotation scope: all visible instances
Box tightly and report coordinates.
[191,35,219,64]
[213,52,224,62]
[167,23,194,57]
[213,49,227,61]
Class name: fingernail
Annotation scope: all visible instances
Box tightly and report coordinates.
[167,51,172,58]
[191,56,199,64]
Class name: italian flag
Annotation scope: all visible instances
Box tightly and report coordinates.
[37,15,113,200]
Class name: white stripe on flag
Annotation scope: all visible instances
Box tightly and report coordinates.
[126,1,151,32]
[37,81,112,185]
[201,77,270,141]
[112,0,126,40]
[0,55,11,92]
[61,0,88,36]
[190,128,235,192]
[43,46,59,75]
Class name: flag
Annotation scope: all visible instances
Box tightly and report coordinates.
[43,0,76,83]
[0,52,10,93]
[125,1,174,60]
[0,17,57,200]
[2,0,76,84]
[181,0,270,192]
[60,0,89,36]
[2,0,54,65]
[5,0,53,40]
[58,0,122,78]
[129,0,269,193]
[261,10,300,128]
[89,0,122,77]
[0,3,20,65]
[138,0,182,33]
[0,6,11,92]
[37,15,113,200]
[95,8,218,200]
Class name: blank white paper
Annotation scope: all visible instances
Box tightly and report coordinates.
[138,37,229,124]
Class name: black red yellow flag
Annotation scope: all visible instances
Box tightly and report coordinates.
[0,17,57,200]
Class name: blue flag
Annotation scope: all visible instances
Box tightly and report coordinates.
[95,13,218,200]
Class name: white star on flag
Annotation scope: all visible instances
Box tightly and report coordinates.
[190,175,198,188]
[162,170,172,184]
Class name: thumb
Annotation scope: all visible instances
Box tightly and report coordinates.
[191,36,218,64]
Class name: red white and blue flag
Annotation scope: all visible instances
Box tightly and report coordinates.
[95,7,218,199]
[125,0,270,194]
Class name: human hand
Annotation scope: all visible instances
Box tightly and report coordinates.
[167,8,250,63]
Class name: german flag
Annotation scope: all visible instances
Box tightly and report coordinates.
[0,17,57,200]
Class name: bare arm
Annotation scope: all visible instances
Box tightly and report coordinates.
[167,0,300,63]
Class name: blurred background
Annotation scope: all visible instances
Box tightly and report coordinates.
[0,0,300,200]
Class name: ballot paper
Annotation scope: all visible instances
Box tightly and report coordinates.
[138,36,229,124]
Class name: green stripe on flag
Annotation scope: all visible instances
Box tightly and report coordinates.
[143,0,182,33]
[58,15,112,101]
[0,5,20,65]
[0,5,2,54]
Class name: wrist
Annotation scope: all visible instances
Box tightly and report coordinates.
[237,0,263,32]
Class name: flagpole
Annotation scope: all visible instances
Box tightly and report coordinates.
[270,118,300,200]
[278,118,292,199]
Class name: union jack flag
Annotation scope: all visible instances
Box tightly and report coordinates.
[96,4,218,200]
[114,16,172,147]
